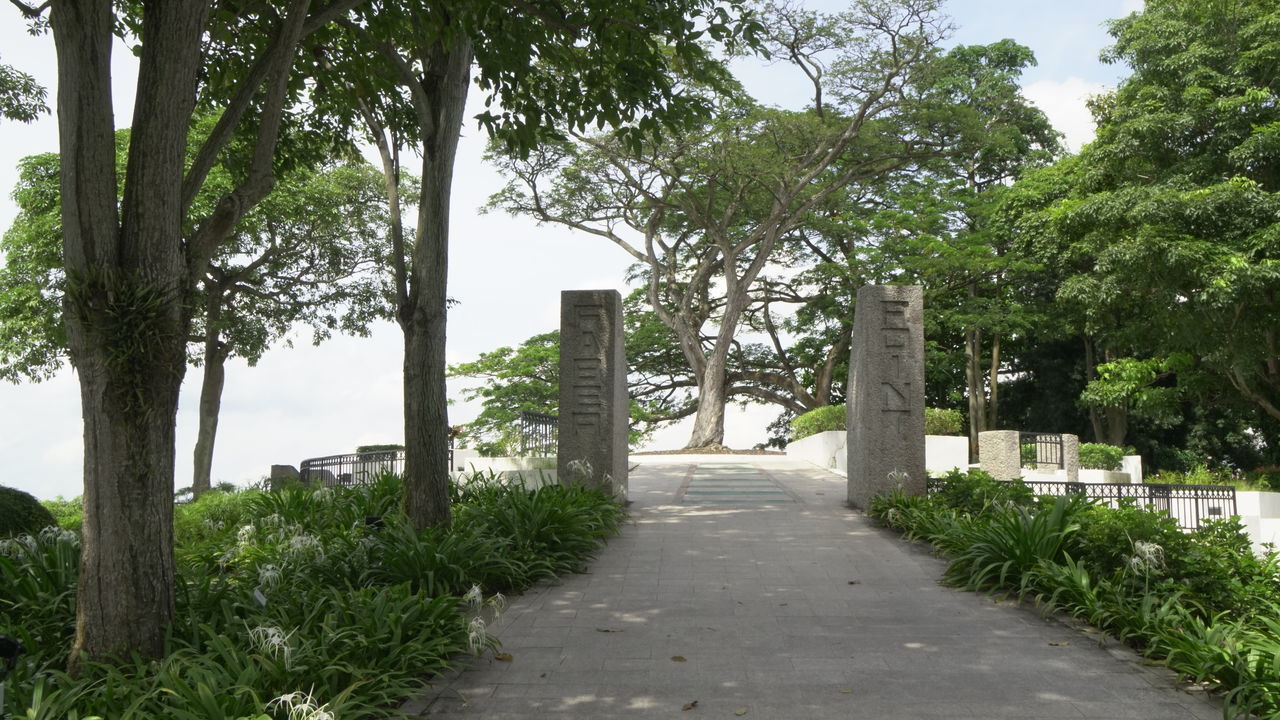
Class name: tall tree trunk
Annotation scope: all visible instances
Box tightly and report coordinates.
[54,0,208,670]
[191,317,227,496]
[687,363,728,447]
[402,34,472,531]
[964,325,986,460]
[984,332,1001,430]
[1083,336,1130,445]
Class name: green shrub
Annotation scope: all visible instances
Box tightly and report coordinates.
[924,407,964,435]
[40,497,83,533]
[2,470,626,719]
[1079,443,1125,471]
[356,443,405,454]
[790,404,845,441]
[928,468,1034,515]
[0,486,57,538]
[1147,463,1234,486]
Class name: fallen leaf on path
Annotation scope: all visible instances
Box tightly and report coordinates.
[595,627,624,633]
[847,580,860,585]
[839,689,854,694]
[1048,641,1069,647]
[671,655,687,662]
[681,700,699,711]
[494,652,514,661]
[735,707,749,716]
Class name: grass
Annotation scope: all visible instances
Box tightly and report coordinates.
[2,472,624,719]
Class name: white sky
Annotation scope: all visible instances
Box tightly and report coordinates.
[0,0,1141,500]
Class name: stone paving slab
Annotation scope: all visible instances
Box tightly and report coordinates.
[404,455,1224,719]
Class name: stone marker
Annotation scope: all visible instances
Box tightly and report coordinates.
[978,431,1021,482]
[846,285,925,509]
[558,290,629,500]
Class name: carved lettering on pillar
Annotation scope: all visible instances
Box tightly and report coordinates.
[572,357,603,429]
[880,300,911,434]
[576,305,603,354]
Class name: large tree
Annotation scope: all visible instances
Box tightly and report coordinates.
[8,0,370,668]
[490,0,949,448]
[1041,0,1280,426]
[307,0,758,524]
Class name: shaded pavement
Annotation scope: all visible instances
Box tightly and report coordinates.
[404,455,1222,720]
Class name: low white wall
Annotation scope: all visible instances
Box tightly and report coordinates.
[1078,469,1134,484]
[785,430,846,471]
[787,431,968,477]
[926,435,968,475]
[1236,491,1280,555]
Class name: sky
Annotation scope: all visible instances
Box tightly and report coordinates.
[0,0,1142,501]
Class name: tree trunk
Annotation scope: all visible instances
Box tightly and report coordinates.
[686,363,728,448]
[964,325,986,460]
[984,332,1000,430]
[402,33,472,531]
[191,322,227,496]
[54,0,208,671]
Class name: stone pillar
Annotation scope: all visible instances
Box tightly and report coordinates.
[1063,433,1080,483]
[558,290,629,500]
[978,431,1022,482]
[846,285,926,509]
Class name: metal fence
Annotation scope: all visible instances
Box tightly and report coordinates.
[519,411,558,457]
[300,450,405,487]
[299,443,455,487]
[926,478,1237,531]
[1019,432,1063,469]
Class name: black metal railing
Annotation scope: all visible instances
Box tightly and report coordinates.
[926,478,1236,531]
[300,450,405,487]
[1020,432,1064,469]
[519,411,558,457]
[298,443,456,486]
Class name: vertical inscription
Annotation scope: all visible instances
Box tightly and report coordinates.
[576,305,602,354]
[880,300,911,433]
[572,357,602,429]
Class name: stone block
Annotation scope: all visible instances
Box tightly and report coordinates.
[979,431,1021,481]
[558,289,629,500]
[846,285,925,509]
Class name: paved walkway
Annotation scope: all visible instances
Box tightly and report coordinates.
[406,456,1222,719]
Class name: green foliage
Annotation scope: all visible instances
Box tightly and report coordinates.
[40,496,83,533]
[1078,443,1126,471]
[0,486,56,537]
[924,407,964,435]
[0,56,47,123]
[927,468,1034,515]
[0,474,625,718]
[943,495,1084,591]
[354,444,404,453]
[870,459,1280,718]
[789,404,845,441]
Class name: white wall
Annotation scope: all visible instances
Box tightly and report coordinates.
[786,431,968,478]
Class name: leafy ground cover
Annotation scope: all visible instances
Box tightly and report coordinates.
[2,474,624,719]
[870,469,1280,720]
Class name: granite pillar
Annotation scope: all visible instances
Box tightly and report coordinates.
[1063,433,1080,483]
[558,290,629,500]
[979,430,1022,482]
[846,285,926,509]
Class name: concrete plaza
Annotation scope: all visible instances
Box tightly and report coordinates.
[405,455,1223,719]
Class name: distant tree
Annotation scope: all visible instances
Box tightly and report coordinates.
[490,0,950,448]
[0,144,395,495]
